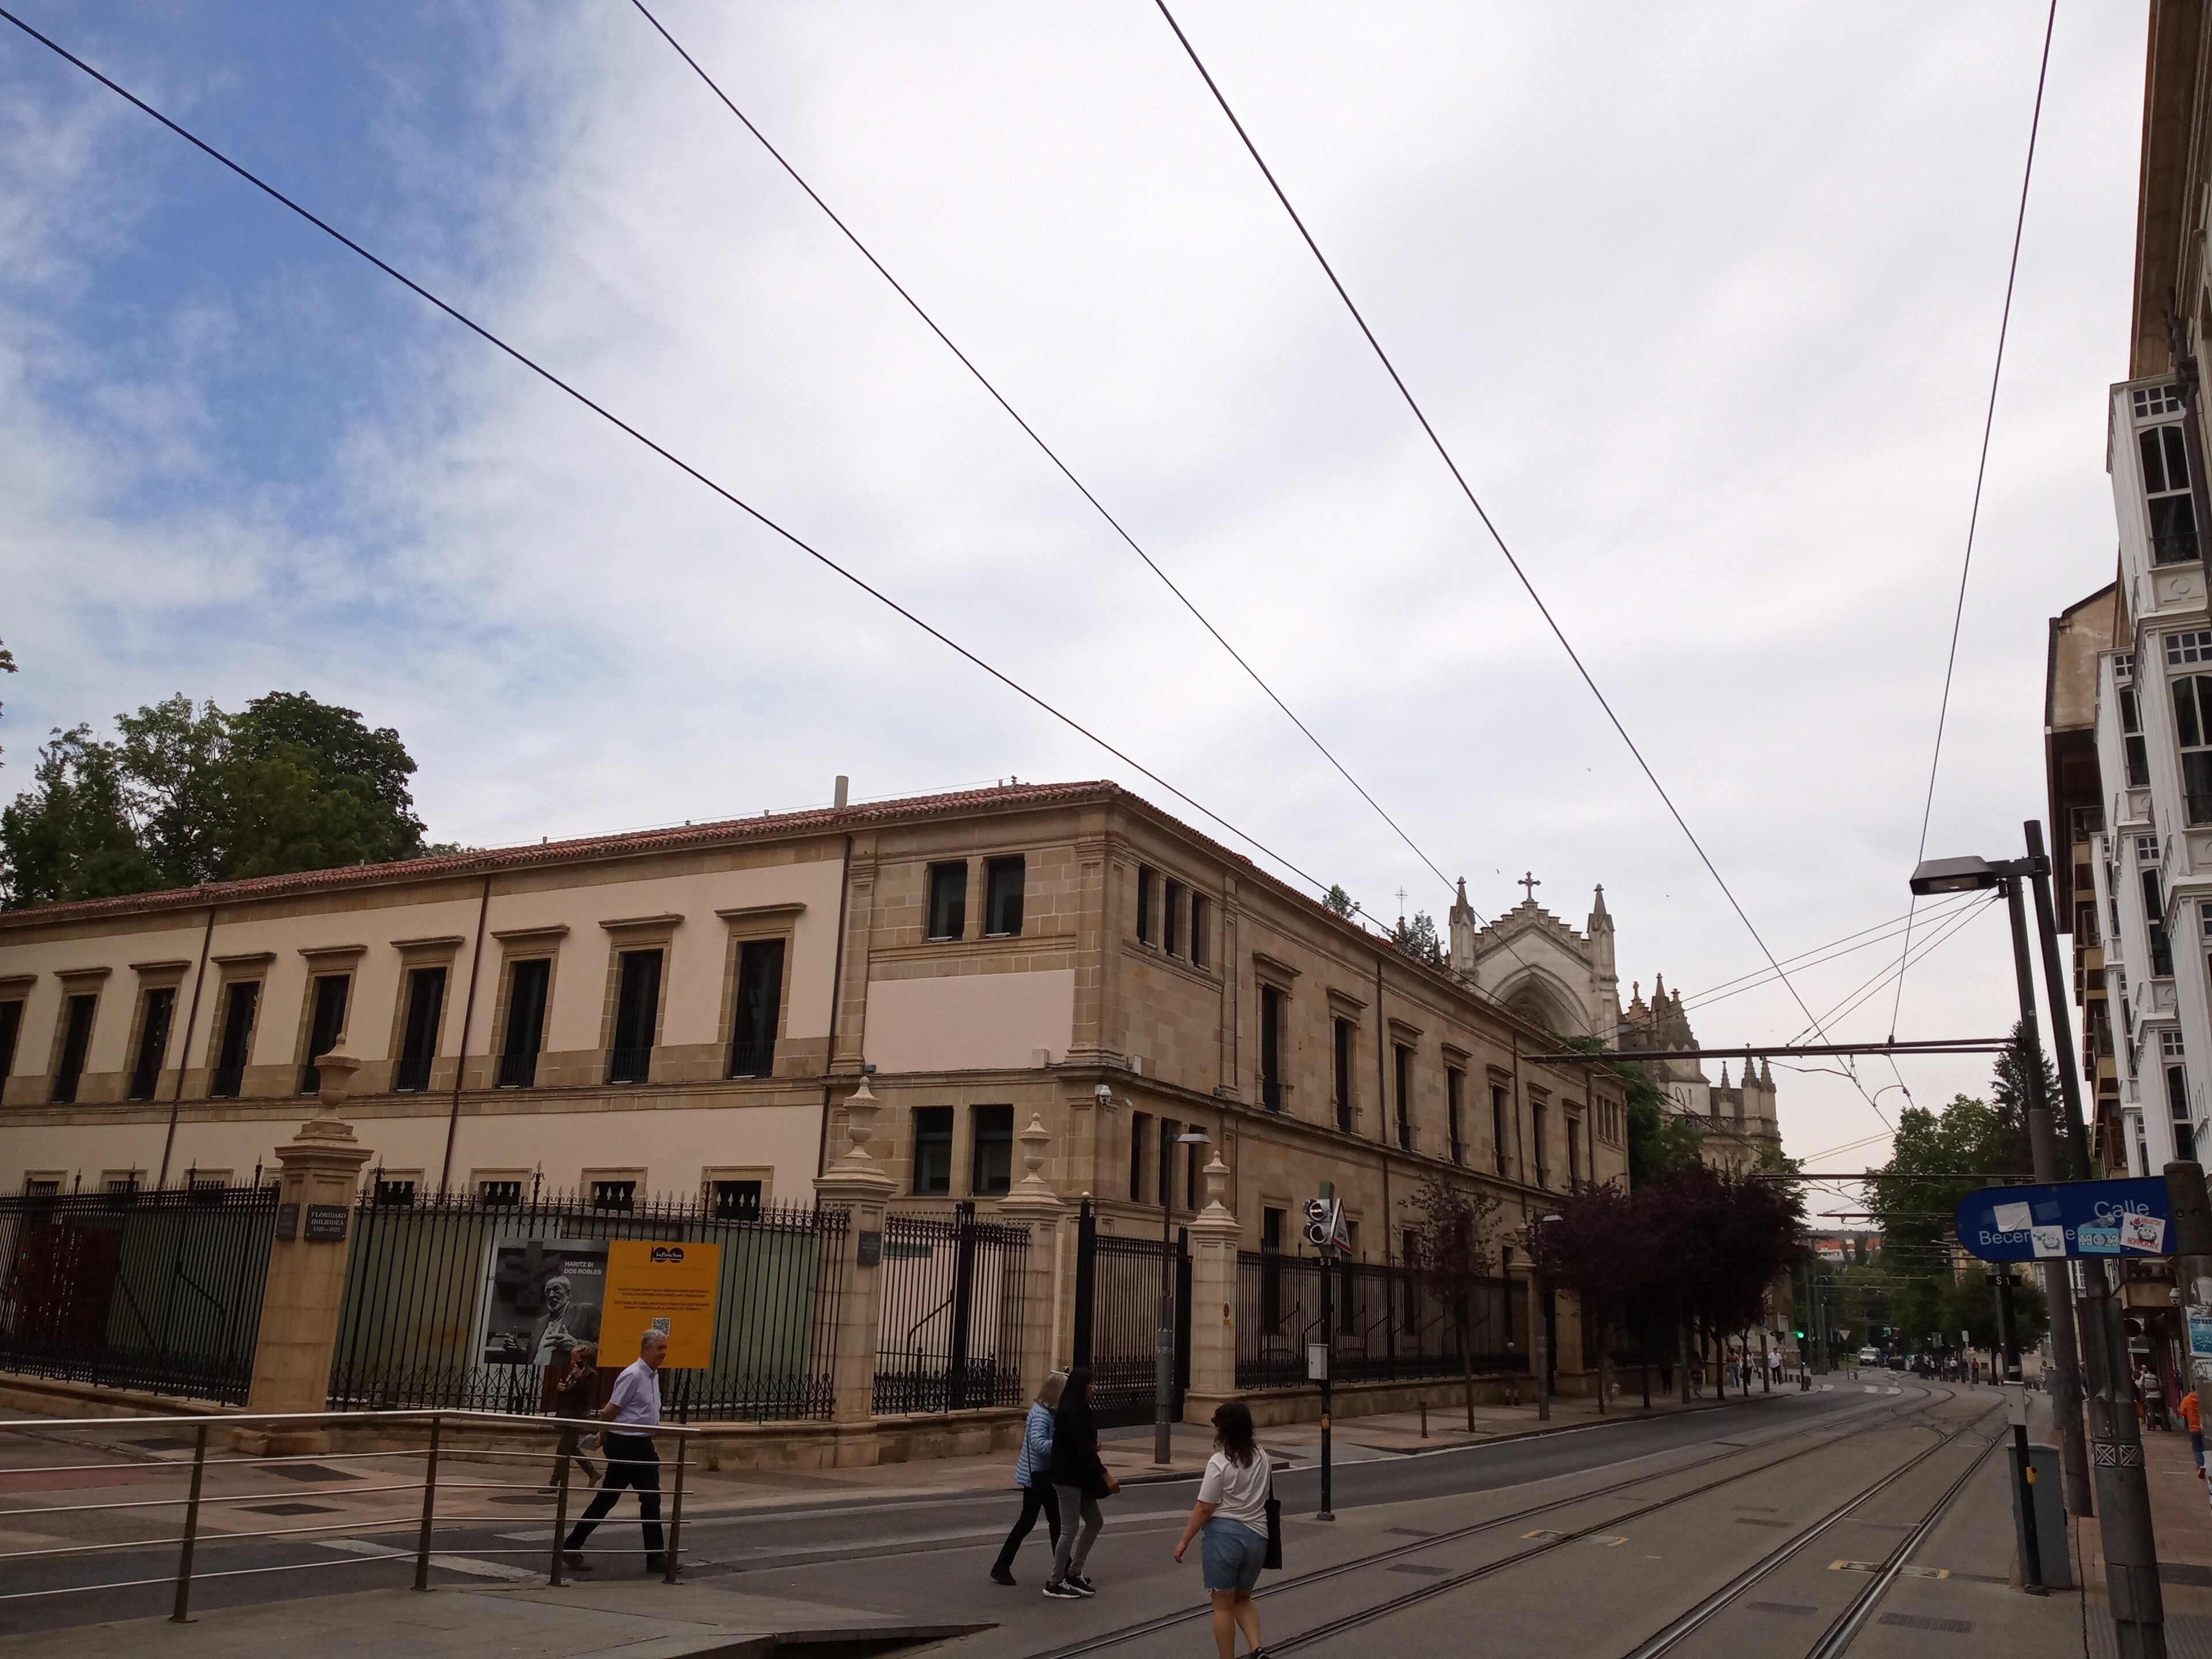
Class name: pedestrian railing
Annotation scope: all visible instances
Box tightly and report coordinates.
[0,1408,698,1622]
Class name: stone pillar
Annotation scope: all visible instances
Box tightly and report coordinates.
[814,1077,898,1465]
[244,1047,374,1453]
[995,1113,1067,1407]
[1183,1151,1240,1422]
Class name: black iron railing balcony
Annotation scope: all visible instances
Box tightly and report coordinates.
[726,1039,775,1079]
[607,1046,652,1085]
[210,1063,245,1099]
[393,1053,433,1093]
[495,1052,537,1089]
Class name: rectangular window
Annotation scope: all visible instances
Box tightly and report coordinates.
[1532,1101,1549,1188]
[478,1179,523,1205]
[711,1178,762,1219]
[1129,1111,1151,1201]
[1333,1018,1355,1132]
[1491,1084,1510,1176]
[2168,1063,2191,1122]
[912,1106,953,1195]
[2135,385,2186,419]
[1136,866,1156,945]
[607,948,662,1084]
[50,994,97,1105]
[1163,880,1183,958]
[210,982,259,1100]
[2168,628,2212,665]
[984,856,1025,938]
[373,1176,418,1208]
[2174,675,2212,824]
[2115,650,2137,682]
[128,986,175,1102]
[298,974,351,1096]
[1190,896,1210,969]
[499,959,550,1088]
[2120,687,2152,789]
[2164,1029,2187,1058]
[727,938,785,1077]
[971,1104,1014,1196]
[589,1179,637,1213]
[395,967,446,1092]
[1260,987,1285,1110]
[1394,1044,1413,1150]
[1447,1068,1464,1165]
[0,999,20,1088]
[2142,426,2199,564]
[927,861,969,941]
[2145,869,2176,976]
[1567,1118,1582,1188]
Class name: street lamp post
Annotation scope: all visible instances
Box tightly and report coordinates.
[1156,1127,1211,1465]
[1531,1212,1562,1422]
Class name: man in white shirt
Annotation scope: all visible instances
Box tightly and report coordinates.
[562,1328,669,1574]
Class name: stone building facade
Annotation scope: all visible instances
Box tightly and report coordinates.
[0,781,1628,1274]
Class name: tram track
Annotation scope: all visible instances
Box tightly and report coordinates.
[1033,1385,1965,1659]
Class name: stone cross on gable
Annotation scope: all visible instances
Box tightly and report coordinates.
[1518,871,1540,903]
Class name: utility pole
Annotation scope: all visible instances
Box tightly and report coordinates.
[2022,821,2096,1514]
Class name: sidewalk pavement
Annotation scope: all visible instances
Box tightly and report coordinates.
[2075,1407,2212,1654]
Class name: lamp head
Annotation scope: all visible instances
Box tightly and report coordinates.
[1908,854,2002,895]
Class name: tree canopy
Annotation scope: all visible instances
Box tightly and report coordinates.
[1,691,435,907]
[1555,1035,1705,1184]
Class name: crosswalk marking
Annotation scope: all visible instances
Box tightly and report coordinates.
[317,1536,539,1581]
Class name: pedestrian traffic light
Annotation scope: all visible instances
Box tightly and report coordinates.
[1794,1325,1806,1340]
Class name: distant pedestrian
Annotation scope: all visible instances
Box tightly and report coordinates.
[547,1340,601,1491]
[1044,1366,1116,1600]
[990,1371,1066,1585]
[2144,1366,2169,1431]
[561,1328,669,1576]
[2180,1387,2203,1476]
[1173,1402,1273,1659]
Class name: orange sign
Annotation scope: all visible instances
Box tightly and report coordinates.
[600,1240,721,1369]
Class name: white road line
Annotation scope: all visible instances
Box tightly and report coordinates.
[317,1536,539,1581]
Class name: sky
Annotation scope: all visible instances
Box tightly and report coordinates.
[0,2,2153,1181]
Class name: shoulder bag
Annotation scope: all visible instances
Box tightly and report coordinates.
[1263,1465,1283,1570]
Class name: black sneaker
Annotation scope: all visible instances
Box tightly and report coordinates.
[1068,1575,1097,1596]
[1043,1580,1083,1600]
[990,1566,1016,1586]
[645,1554,668,1574]
[562,1552,592,1573]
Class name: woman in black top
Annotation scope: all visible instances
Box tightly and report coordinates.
[547,1342,601,1489]
[1045,1366,1116,1597]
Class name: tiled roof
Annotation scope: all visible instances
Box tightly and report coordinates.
[0,780,1123,928]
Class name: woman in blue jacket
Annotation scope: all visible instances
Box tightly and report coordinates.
[989,1370,1067,1585]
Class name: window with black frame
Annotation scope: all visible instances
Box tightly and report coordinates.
[128,987,174,1102]
[2172,668,2212,824]
[607,949,661,1084]
[210,982,258,1099]
[499,959,550,1088]
[1446,1067,1465,1165]
[984,857,1024,938]
[727,938,784,1077]
[912,1107,953,1195]
[712,1178,762,1219]
[299,974,351,1095]
[1260,987,1285,1110]
[394,967,446,1092]
[50,994,97,1106]
[927,862,968,941]
[1333,1018,1354,1132]
[971,1104,1013,1196]
[2141,422,2200,563]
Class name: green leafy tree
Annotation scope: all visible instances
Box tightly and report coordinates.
[1557,1036,1703,1185]
[1,691,433,908]
[1393,909,1447,971]
[1407,1172,1508,1430]
[1323,884,1355,916]
[0,640,15,770]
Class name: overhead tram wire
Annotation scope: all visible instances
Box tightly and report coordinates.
[1786,893,2003,1046]
[0,9,1343,907]
[1886,0,2059,1044]
[1150,1,1897,1131]
[1677,891,1987,1014]
[626,0,1490,922]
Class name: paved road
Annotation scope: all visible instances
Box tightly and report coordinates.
[0,1377,1972,1653]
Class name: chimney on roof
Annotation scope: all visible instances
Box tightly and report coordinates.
[834,775,850,809]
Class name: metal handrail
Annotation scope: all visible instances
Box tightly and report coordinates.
[0,1407,699,1620]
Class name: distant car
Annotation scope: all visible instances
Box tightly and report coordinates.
[1857,1347,1881,1366]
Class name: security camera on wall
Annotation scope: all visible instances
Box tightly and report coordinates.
[1094,1084,1114,1108]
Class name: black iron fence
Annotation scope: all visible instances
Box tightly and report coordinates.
[1236,1251,1525,1391]
[1073,1205,1188,1428]
[0,1183,277,1404]
[872,1203,1030,1414]
[329,1187,844,1421]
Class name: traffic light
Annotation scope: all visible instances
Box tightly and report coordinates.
[1793,1325,1806,1341]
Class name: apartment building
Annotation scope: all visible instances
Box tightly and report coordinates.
[0,779,1627,1256]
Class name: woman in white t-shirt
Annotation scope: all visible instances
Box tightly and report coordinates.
[1173,1402,1272,1659]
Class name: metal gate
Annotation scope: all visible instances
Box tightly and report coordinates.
[873,1202,1030,1415]
[1071,1200,1190,1429]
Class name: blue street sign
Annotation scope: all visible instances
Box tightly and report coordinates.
[1953,1177,2173,1262]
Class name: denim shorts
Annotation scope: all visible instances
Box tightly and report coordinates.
[1200,1517,1267,1592]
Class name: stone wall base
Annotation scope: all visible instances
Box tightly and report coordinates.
[1187,1367,1602,1429]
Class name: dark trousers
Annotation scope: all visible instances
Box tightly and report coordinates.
[990,1481,1061,1574]
[550,1425,600,1489]
[563,1432,662,1556]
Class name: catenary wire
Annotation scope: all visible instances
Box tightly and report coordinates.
[1887,0,2060,1039]
[626,0,1481,926]
[1787,894,2003,1046]
[1149,0,1897,1131]
[0,7,1354,907]
[1679,891,1985,1013]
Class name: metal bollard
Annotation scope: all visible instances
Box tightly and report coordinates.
[414,1416,442,1592]
[1419,1399,1428,1438]
[171,1422,210,1623]
[663,1435,688,1584]
[550,1445,572,1586]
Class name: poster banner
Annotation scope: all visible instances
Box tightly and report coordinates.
[480,1238,607,1367]
[601,1240,722,1369]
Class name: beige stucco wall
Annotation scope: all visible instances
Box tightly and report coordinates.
[862,969,1074,1074]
